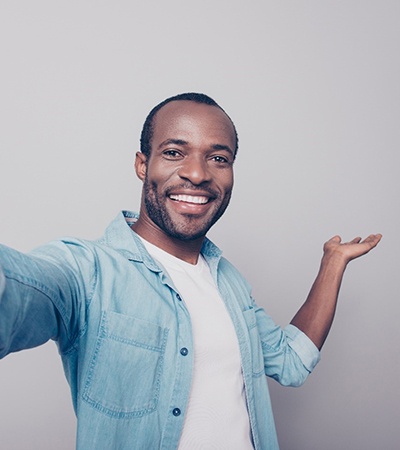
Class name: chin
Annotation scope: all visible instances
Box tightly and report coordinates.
[166,222,211,241]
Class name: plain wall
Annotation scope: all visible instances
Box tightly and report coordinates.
[0,1,398,449]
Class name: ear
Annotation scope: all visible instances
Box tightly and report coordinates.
[134,151,147,182]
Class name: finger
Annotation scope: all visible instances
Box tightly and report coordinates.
[349,237,362,244]
[360,233,382,248]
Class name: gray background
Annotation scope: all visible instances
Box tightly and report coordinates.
[0,1,398,449]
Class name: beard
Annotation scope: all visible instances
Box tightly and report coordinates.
[143,176,231,241]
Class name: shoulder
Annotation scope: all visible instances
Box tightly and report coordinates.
[218,256,252,293]
[29,238,98,270]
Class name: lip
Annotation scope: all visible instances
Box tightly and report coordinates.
[169,193,210,205]
[166,190,216,215]
[167,189,216,198]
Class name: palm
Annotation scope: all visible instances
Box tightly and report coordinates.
[323,234,382,263]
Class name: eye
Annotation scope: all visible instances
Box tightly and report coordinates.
[211,155,230,164]
[163,149,182,159]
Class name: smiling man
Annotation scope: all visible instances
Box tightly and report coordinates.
[133,98,236,261]
[0,93,381,449]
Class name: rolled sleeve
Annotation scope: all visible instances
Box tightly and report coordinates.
[284,324,320,372]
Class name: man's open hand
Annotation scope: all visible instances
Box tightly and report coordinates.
[323,234,382,266]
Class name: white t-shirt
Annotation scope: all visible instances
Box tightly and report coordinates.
[140,238,254,450]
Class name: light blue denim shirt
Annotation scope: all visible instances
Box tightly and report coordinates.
[0,211,320,449]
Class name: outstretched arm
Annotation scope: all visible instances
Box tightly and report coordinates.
[290,234,382,350]
[0,241,94,358]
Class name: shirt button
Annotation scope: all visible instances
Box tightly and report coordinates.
[176,294,182,301]
[180,347,189,356]
[172,408,181,417]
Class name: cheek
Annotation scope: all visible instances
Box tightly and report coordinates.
[221,171,234,192]
[146,162,177,187]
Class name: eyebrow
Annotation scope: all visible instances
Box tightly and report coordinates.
[158,139,188,149]
[158,139,234,155]
[211,143,234,155]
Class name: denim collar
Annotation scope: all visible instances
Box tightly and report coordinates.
[100,210,222,274]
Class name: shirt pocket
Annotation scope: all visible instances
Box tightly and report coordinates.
[242,308,265,377]
[82,310,169,418]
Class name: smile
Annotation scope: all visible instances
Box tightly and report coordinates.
[169,194,210,204]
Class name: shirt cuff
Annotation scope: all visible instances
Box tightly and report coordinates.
[284,324,321,372]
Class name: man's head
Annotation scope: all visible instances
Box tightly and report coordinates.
[134,93,237,247]
[140,92,238,159]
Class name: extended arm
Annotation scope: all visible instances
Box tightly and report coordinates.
[0,241,94,358]
[290,234,382,350]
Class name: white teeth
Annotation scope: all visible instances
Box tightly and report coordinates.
[169,194,209,204]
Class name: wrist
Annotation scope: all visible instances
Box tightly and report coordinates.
[320,251,348,272]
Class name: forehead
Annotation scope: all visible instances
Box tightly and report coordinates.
[152,101,236,149]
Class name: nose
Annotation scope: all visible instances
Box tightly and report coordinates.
[177,155,211,185]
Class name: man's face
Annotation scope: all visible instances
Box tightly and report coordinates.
[137,100,236,241]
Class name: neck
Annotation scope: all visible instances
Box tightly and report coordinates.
[131,217,204,265]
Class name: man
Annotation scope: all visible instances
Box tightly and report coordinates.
[0,93,381,449]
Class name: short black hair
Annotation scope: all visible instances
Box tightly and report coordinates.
[140,92,238,158]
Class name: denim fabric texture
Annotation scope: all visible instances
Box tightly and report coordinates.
[0,211,320,450]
